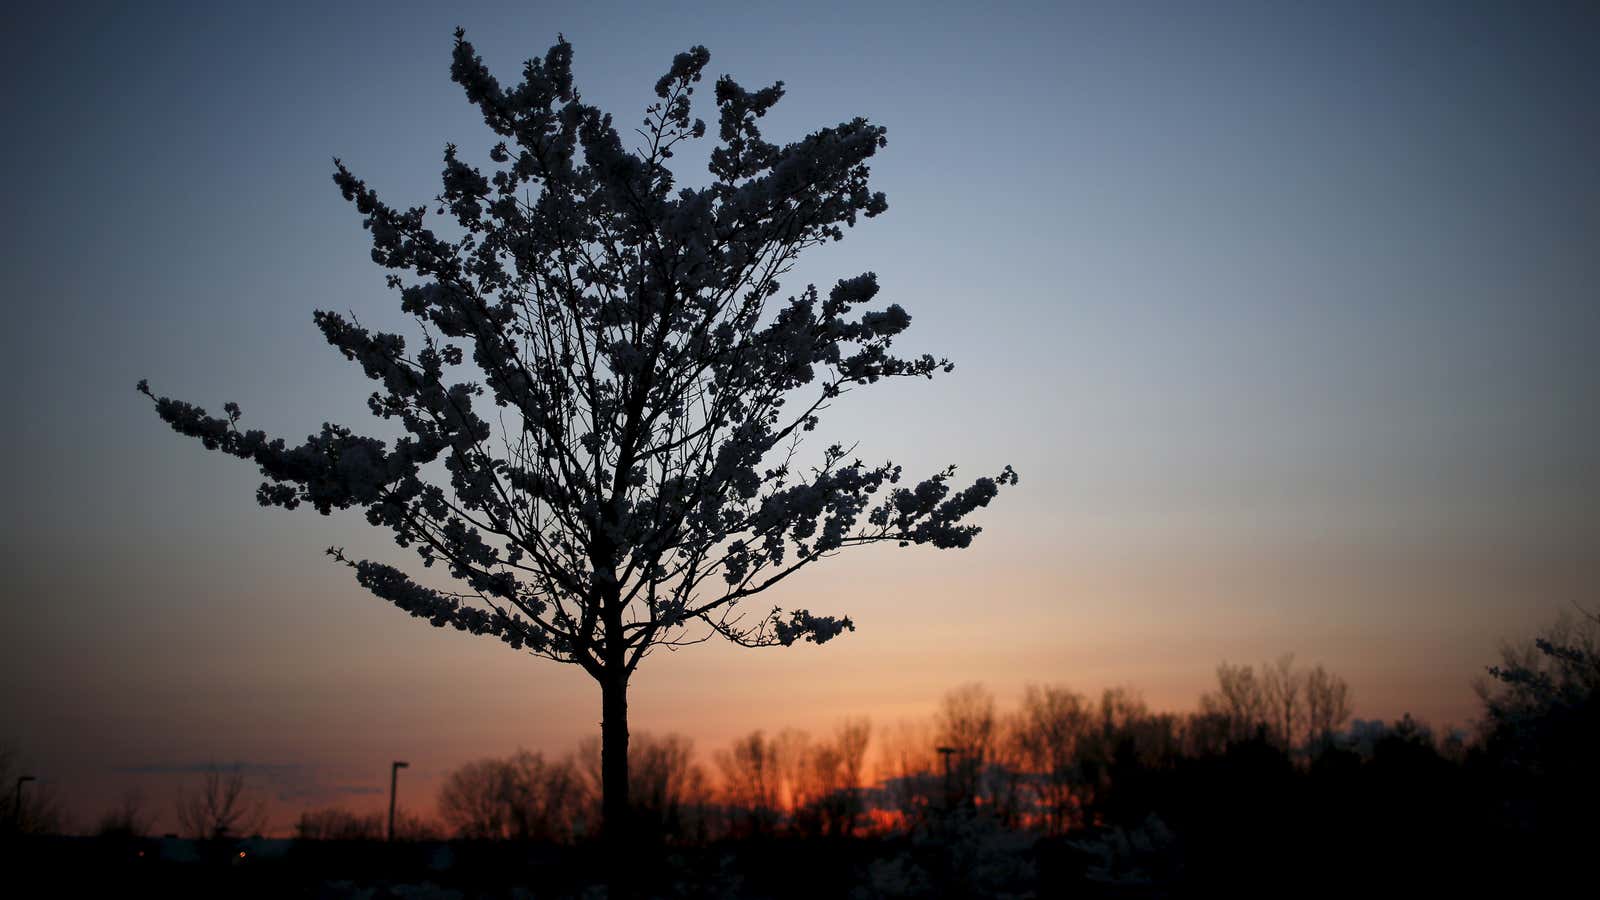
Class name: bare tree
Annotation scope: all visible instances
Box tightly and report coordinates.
[937,683,1006,814]
[783,719,871,837]
[578,732,706,839]
[1303,664,1353,747]
[1202,657,1351,752]
[391,808,445,841]
[138,31,1016,863]
[834,718,871,790]
[1263,653,1305,750]
[1072,687,1172,819]
[829,718,871,836]
[438,757,514,839]
[773,728,813,813]
[716,730,781,835]
[1199,662,1269,745]
[95,790,154,838]
[438,750,588,841]
[174,766,268,840]
[877,719,939,827]
[625,733,705,839]
[1009,684,1092,835]
[295,807,385,840]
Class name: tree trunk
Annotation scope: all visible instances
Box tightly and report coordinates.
[601,669,632,895]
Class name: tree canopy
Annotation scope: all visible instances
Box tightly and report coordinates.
[140,30,1015,684]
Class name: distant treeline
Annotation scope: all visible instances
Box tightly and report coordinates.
[308,613,1590,859]
[8,613,1595,893]
[392,653,1355,845]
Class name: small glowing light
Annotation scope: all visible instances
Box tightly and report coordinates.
[238,851,247,858]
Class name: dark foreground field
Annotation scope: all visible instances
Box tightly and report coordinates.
[2,808,1583,900]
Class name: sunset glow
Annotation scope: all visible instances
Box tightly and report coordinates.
[3,1,1595,857]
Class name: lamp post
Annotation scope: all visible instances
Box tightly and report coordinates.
[388,761,409,841]
[936,747,957,811]
[13,775,35,831]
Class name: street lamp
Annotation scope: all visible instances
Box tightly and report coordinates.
[936,747,957,810]
[13,775,35,831]
[388,761,409,841]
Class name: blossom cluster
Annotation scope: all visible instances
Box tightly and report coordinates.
[140,31,1016,677]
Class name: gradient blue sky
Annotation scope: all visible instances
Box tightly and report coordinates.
[3,0,1597,830]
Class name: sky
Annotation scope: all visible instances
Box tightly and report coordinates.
[3,0,1597,832]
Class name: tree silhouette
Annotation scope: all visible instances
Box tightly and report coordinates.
[1010,684,1092,835]
[0,745,65,836]
[438,750,588,841]
[94,790,154,839]
[138,29,1016,861]
[294,806,385,841]
[717,731,782,836]
[1478,610,1600,853]
[577,732,708,840]
[173,765,267,841]
[1199,656,1350,752]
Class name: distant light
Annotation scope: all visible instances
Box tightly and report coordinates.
[238,851,246,858]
